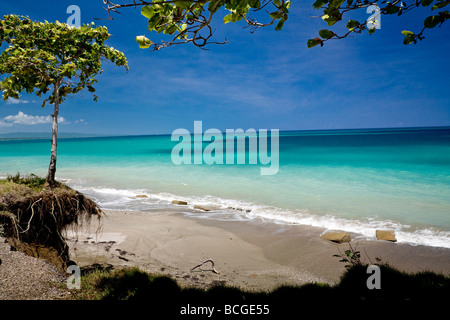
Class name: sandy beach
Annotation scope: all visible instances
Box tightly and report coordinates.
[66,209,450,291]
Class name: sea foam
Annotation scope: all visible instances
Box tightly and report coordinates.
[74,185,450,249]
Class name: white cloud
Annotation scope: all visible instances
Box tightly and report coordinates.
[0,121,13,128]
[5,98,34,105]
[1,111,66,126]
[74,118,86,124]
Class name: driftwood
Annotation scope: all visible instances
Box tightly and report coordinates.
[191,258,221,274]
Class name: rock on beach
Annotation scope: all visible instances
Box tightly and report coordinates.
[376,230,397,242]
[320,232,351,244]
[172,200,188,205]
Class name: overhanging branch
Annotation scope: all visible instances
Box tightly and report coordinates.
[99,0,287,50]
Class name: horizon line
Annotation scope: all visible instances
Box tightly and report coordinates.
[1,125,449,141]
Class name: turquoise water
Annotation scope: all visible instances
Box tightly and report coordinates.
[1,127,450,248]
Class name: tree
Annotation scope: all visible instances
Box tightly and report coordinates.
[0,15,128,188]
[99,0,449,49]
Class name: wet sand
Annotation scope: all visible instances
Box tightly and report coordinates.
[66,209,450,291]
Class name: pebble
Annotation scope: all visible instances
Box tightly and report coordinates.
[0,236,70,300]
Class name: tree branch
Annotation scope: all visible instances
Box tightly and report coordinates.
[101,0,286,50]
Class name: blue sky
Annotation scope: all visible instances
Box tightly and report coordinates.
[0,0,449,135]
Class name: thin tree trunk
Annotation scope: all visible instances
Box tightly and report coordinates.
[47,80,61,188]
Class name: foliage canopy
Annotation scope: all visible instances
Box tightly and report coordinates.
[101,0,449,49]
[0,14,128,106]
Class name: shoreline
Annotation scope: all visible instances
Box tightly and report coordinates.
[66,209,450,291]
[66,186,450,250]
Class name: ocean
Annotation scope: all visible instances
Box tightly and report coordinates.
[1,126,449,248]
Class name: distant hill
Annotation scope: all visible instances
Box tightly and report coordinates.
[0,132,109,140]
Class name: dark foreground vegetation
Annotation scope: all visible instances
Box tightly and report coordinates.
[66,259,450,317]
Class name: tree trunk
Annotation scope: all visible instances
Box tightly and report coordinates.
[47,81,61,188]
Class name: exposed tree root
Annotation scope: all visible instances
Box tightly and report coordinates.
[0,184,102,271]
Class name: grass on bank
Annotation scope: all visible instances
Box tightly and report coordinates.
[66,263,450,313]
[0,173,102,271]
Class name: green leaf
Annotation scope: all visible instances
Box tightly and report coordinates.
[275,19,285,31]
[313,0,328,9]
[385,4,401,14]
[346,19,360,31]
[136,35,152,49]
[326,18,338,26]
[432,2,450,10]
[332,0,345,8]
[422,0,434,7]
[164,25,178,35]
[319,29,334,39]
[403,34,415,45]
[307,38,321,48]
[401,30,414,36]
[223,14,233,24]
[141,6,154,19]
[424,15,441,28]
[322,10,341,26]
[249,0,261,9]
[225,13,240,23]
[270,11,281,19]
[175,1,193,9]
